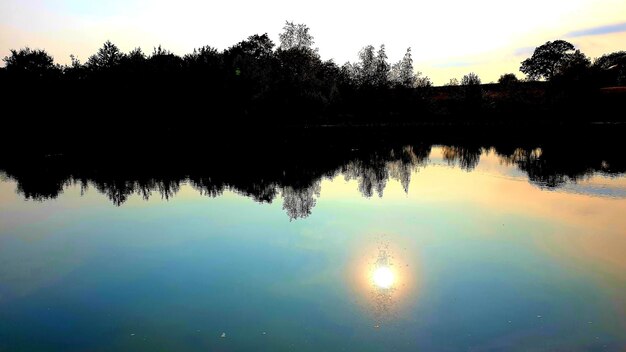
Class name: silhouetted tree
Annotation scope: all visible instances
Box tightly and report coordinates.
[498,73,518,86]
[374,45,390,88]
[225,34,275,78]
[185,46,221,67]
[237,34,275,59]
[149,45,183,73]
[122,47,147,71]
[390,47,415,88]
[224,34,276,116]
[496,73,521,111]
[592,51,626,86]
[594,51,626,69]
[274,46,338,118]
[461,72,483,108]
[3,47,59,78]
[87,40,125,71]
[63,54,86,80]
[349,44,391,88]
[183,45,223,87]
[557,49,590,81]
[356,45,377,87]
[520,40,576,80]
[415,74,432,88]
[461,72,481,86]
[340,62,359,86]
[279,21,315,50]
[445,78,459,86]
[4,22,625,126]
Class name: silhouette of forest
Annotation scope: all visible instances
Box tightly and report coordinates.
[1,22,625,143]
[2,22,625,211]
[1,125,624,220]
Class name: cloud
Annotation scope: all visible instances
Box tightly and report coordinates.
[514,46,535,57]
[566,22,626,38]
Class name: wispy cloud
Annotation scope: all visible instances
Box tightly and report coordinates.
[514,46,535,57]
[566,22,626,38]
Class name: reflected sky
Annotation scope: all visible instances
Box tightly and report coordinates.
[0,147,625,351]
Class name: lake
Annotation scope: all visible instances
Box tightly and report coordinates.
[1,140,625,351]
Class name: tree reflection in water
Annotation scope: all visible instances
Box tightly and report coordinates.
[0,137,624,219]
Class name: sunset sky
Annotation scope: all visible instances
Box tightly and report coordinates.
[1,0,625,85]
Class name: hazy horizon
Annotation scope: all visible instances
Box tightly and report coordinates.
[1,0,625,85]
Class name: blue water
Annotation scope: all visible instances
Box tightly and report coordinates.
[1,148,625,351]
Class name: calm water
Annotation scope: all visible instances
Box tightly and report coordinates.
[1,145,625,351]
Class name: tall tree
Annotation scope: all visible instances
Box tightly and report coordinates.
[390,47,416,88]
[279,21,314,51]
[558,49,590,80]
[520,40,577,80]
[374,45,390,88]
[357,45,376,86]
[224,34,275,84]
[87,40,125,70]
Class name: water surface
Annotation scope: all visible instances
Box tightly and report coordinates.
[1,145,625,351]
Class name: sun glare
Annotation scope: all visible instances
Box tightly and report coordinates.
[373,266,395,289]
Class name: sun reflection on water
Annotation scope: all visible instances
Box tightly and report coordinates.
[373,266,395,289]
[349,236,419,325]
[369,244,397,322]
[372,247,396,289]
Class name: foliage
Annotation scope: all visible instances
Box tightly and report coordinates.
[347,44,404,89]
[356,45,376,87]
[3,47,58,78]
[373,45,390,88]
[446,78,459,86]
[593,51,626,70]
[148,45,183,74]
[2,26,622,124]
[592,51,626,86]
[279,21,314,51]
[390,48,416,88]
[520,40,577,80]
[461,72,481,85]
[87,40,125,70]
[460,72,483,107]
[498,73,518,86]
[558,49,590,81]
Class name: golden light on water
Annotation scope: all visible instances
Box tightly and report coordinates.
[372,266,395,289]
[371,247,395,290]
[346,235,421,325]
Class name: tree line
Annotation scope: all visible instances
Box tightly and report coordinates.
[1,22,625,131]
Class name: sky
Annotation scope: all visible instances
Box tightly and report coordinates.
[1,0,625,85]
